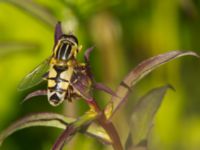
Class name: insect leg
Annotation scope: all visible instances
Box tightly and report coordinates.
[22,90,47,104]
[84,47,94,63]
[93,82,118,97]
[42,72,49,80]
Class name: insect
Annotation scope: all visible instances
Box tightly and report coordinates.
[19,22,116,106]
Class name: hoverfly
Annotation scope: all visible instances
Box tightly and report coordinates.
[19,22,116,106]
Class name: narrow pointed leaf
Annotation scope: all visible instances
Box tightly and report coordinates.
[125,85,171,149]
[85,123,112,145]
[0,113,75,146]
[106,50,199,119]
[125,133,147,150]
[0,112,111,147]
[126,145,147,150]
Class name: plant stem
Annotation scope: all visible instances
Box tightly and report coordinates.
[52,125,75,150]
[87,99,123,150]
[53,110,98,150]
[97,113,123,150]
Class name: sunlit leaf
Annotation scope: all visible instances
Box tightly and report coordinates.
[86,123,112,145]
[0,112,74,146]
[125,85,171,149]
[0,112,111,147]
[3,0,56,27]
[126,144,147,150]
[105,50,199,119]
[125,133,147,150]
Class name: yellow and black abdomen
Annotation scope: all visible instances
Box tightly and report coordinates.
[47,64,74,106]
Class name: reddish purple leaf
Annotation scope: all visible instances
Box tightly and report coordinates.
[105,50,199,119]
[0,113,111,147]
[0,113,75,146]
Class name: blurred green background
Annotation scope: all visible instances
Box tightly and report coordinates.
[0,0,200,150]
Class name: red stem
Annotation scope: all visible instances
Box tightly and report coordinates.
[86,99,123,150]
[52,125,76,150]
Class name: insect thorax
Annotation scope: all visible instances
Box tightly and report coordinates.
[53,35,79,61]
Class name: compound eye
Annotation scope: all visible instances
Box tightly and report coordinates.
[61,34,78,45]
[69,35,78,45]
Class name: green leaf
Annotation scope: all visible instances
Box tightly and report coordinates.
[0,112,111,147]
[3,0,56,27]
[125,134,147,150]
[105,50,199,119]
[86,123,112,145]
[125,85,171,149]
[0,112,75,146]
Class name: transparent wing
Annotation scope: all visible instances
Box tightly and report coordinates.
[18,57,51,91]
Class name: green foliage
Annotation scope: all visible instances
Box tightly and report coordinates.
[0,49,198,149]
[125,85,171,150]
[0,0,200,150]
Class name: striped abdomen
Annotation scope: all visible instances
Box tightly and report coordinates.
[47,64,74,106]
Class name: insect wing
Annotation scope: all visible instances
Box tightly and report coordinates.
[18,58,50,91]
